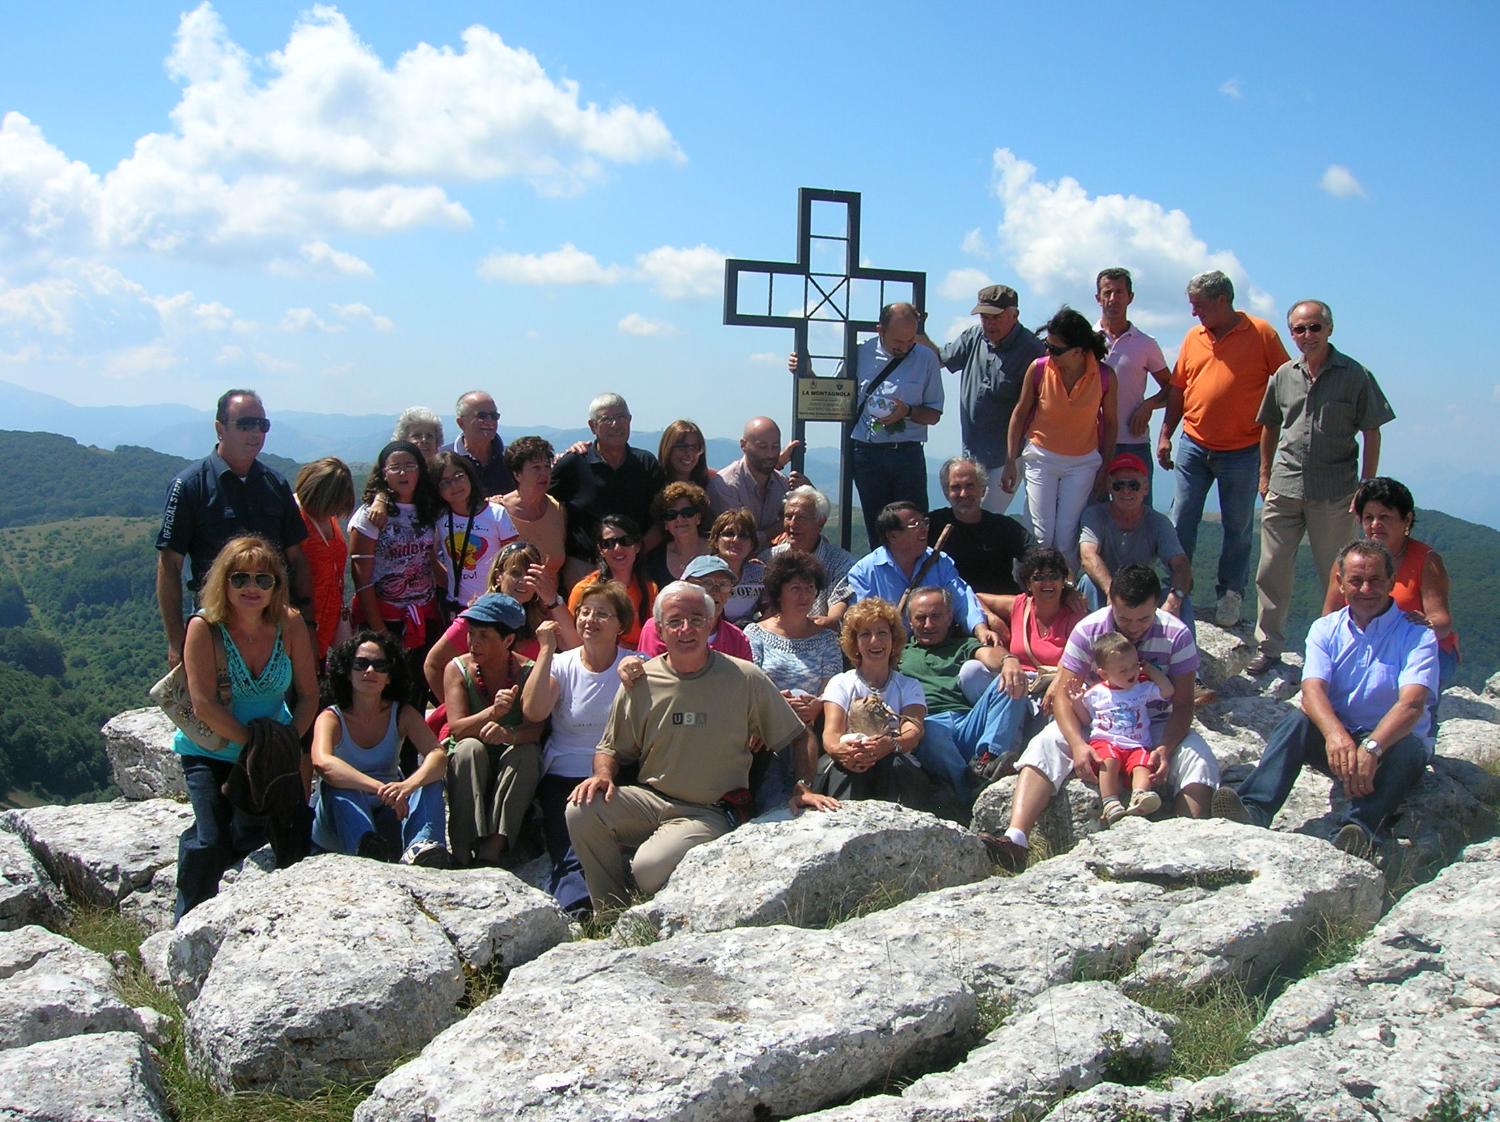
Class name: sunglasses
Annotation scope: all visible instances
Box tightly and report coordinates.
[1111,479,1143,492]
[467,409,501,421]
[600,536,637,550]
[229,571,277,590]
[665,505,701,520]
[231,417,272,433]
[1044,342,1075,357]
[1290,323,1326,336]
[351,656,392,673]
[716,529,752,540]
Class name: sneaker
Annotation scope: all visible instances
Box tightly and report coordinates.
[1100,798,1127,825]
[400,840,453,869]
[1211,786,1253,825]
[1214,590,1243,628]
[976,831,1028,873]
[1333,823,1374,861]
[1245,652,1282,676]
[1127,789,1162,817]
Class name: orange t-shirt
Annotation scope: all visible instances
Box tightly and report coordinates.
[1027,356,1104,456]
[1172,314,1290,451]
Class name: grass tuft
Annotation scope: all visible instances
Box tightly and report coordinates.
[1132,977,1266,1083]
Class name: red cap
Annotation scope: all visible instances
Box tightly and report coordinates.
[1107,452,1149,476]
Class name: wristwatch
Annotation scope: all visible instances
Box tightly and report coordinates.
[1359,737,1380,756]
[1169,587,1187,600]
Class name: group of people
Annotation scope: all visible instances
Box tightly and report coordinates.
[155,263,1457,921]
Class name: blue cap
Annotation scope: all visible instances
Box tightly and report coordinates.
[459,593,526,629]
[682,554,733,581]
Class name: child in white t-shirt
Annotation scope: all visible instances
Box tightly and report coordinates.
[1074,631,1175,824]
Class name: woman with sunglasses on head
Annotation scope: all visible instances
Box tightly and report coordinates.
[566,515,656,650]
[708,508,766,626]
[293,457,356,667]
[348,441,444,704]
[658,419,713,489]
[172,535,318,920]
[431,451,518,619]
[645,481,710,587]
[497,436,567,581]
[1001,307,1119,575]
[310,631,449,866]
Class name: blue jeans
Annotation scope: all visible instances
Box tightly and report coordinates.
[1170,433,1259,598]
[915,679,1026,795]
[320,780,445,857]
[1077,576,1196,640]
[1115,441,1155,508]
[1234,710,1427,840]
[537,774,591,917]
[176,753,269,922]
[851,441,928,550]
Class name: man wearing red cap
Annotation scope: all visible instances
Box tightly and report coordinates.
[1078,452,1194,626]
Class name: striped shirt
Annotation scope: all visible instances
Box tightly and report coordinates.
[1060,606,1200,724]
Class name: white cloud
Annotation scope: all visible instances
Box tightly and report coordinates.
[253,350,297,373]
[1319,164,1367,199]
[279,306,343,333]
[300,240,374,277]
[618,312,675,336]
[476,243,626,285]
[103,340,176,379]
[215,344,245,365]
[322,360,355,377]
[960,227,990,257]
[1219,78,1244,100]
[943,316,972,344]
[938,268,992,302]
[635,244,725,299]
[987,147,1273,327]
[332,301,394,332]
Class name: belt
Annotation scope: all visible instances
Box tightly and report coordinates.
[852,441,922,453]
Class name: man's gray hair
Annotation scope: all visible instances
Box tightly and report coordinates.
[784,484,830,524]
[1337,539,1394,580]
[588,393,628,421]
[392,406,443,443]
[455,390,490,417]
[653,580,716,628]
[905,585,953,619]
[1186,270,1234,304]
[1287,299,1334,329]
[939,455,988,493]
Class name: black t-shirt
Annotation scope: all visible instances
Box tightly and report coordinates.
[550,444,665,559]
[155,451,307,589]
[927,507,1029,595]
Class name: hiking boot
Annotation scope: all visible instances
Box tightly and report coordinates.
[1215,590,1243,628]
[1333,823,1375,862]
[976,831,1028,873]
[1211,786,1253,825]
[1245,652,1282,676]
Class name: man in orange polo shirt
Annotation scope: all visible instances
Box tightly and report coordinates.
[1156,271,1290,628]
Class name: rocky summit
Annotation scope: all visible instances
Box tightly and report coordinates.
[0,627,1495,1121]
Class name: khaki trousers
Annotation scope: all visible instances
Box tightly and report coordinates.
[1254,491,1357,657]
[565,784,731,910]
[447,738,541,866]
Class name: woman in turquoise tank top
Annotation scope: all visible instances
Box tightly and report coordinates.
[311,631,450,865]
[174,535,318,921]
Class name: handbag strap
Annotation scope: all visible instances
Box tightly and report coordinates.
[1020,595,1040,668]
[854,344,914,423]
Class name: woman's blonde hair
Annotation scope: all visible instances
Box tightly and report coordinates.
[197,535,290,625]
[576,578,634,634]
[838,597,906,667]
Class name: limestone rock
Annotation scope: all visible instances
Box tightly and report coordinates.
[0,1031,170,1122]
[1436,685,1500,724]
[1191,620,1253,687]
[1433,716,1500,782]
[1,799,194,906]
[103,708,188,800]
[119,845,279,935]
[797,981,1174,1122]
[844,818,1382,1007]
[971,773,1104,858]
[1484,670,1500,699]
[0,827,64,931]
[157,854,570,1096]
[0,926,166,1051]
[620,802,990,939]
[1193,693,1299,777]
[356,924,974,1122]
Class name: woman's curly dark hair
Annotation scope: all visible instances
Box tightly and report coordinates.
[322,630,410,709]
[763,548,826,609]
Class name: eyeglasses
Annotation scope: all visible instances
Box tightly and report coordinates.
[694,576,735,593]
[231,417,272,433]
[665,505,701,520]
[716,529,752,540]
[662,614,708,631]
[229,571,277,590]
[351,656,392,673]
[437,474,469,489]
[1111,479,1143,492]
[901,518,929,532]
[466,410,501,421]
[575,606,616,622]
[1044,342,1075,357]
[407,431,440,445]
[673,441,704,453]
[595,413,631,425]
[383,461,419,475]
[600,536,637,550]
[1290,323,1326,336]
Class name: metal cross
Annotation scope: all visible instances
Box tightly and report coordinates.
[723,188,926,549]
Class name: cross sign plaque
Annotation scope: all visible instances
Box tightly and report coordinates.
[723,188,926,549]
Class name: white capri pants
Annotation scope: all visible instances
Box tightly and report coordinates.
[1018,719,1221,796]
[1020,442,1100,573]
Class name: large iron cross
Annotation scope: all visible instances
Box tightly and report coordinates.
[723,188,926,550]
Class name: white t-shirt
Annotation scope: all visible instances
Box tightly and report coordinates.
[543,646,637,778]
[1080,678,1164,751]
[348,501,435,607]
[436,501,518,608]
[822,668,927,723]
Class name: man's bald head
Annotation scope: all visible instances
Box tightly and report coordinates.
[741,416,782,475]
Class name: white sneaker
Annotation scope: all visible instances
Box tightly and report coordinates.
[1214,590,1243,628]
[400,840,452,869]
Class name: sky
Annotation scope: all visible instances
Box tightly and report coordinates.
[3,1,1499,522]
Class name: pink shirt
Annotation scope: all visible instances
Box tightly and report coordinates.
[635,618,753,661]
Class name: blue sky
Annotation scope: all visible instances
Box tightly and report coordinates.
[3,2,1498,521]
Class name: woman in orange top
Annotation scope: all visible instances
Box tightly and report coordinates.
[1001,307,1117,574]
[293,457,356,667]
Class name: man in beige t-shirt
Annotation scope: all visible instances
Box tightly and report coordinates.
[566,582,807,910]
